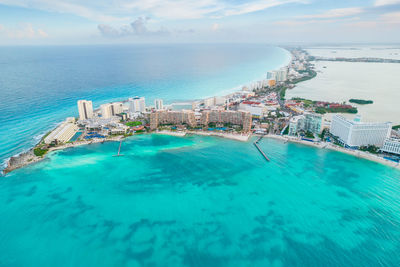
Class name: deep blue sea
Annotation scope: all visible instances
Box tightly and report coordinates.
[0,44,290,168]
[1,44,400,266]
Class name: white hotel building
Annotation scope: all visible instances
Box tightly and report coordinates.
[77,100,93,120]
[44,118,78,144]
[381,138,400,156]
[330,115,391,147]
[100,102,123,119]
[128,97,146,113]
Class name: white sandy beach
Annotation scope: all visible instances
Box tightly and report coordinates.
[187,131,251,142]
[266,134,400,170]
[154,129,251,141]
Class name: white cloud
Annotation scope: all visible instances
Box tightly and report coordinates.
[374,0,400,6]
[98,17,169,38]
[0,0,307,21]
[300,7,364,19]
[37,29,49,37]
[381,11,400,23]
[0,23,49,39]
[223,0,307,17]
[212,23,219,31]
[0,0,128,22]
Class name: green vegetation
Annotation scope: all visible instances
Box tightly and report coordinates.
[319,128,328,140]
[349,99,373,105]
[125,121,142,127]
[292,97,314,107]
[134,130,145,134]
[315,106,357,114]
[279,87,287,100]
[393,125,400,130]
[305,131,315,139]
[359,145,379,154]
[282,126,289,135]
[33,147,48,157]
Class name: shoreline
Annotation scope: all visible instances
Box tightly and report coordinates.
[4,131,399,176]
[265,134,400,170]
[7,47,398,175]
[2,136,124,175]
[2,131,252,175]
[1,46,292,176]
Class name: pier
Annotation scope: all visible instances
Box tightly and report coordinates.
[113,140,124,157]
[254,135,270,162]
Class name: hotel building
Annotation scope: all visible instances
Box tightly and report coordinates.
[150,110,252,132]
[330,115,391,147]
[129,97,146,113]
[201,110,252,132]
[44,118,78,144]
[77,100,93,120]
[288,113,322,136]
[381,138,400,156]
[150,110,196,129]
[100,102,123,119]
[154,99,164,110]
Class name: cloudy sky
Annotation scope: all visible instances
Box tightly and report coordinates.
[0,0,400,45]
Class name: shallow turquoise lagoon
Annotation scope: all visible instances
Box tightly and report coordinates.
[1,135,400,266]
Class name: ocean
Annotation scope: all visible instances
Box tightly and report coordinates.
[1,134,400,266]
[0,44,291,168]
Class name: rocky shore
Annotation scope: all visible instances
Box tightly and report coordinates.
[3,150,42,175]
[2,135,124,175]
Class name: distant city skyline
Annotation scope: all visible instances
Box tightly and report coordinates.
[0,0,400,45]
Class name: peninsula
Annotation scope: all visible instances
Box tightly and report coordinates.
[3,47,400,175]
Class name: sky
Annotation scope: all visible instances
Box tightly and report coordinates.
[0,0,400,45]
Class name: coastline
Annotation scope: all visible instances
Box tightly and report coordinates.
[2,136,124,175]
[4,130,399,175]
[6,47,399,175]
[2,132,252,175]
[265,134,400,170]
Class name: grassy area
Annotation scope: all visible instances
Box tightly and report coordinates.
[33,147,48,157]
[305,131,315,138]
[125,121,142,127]
[359,145,379,154]
[278,87,287,100]
[292,97,314,107]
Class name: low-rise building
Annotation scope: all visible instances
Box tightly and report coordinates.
[239,101,264,117]
[44,120,78,144]
[381,138,400,155]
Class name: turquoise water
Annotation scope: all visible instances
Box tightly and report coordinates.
[0,44,290,167]
[1,134,400,266]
